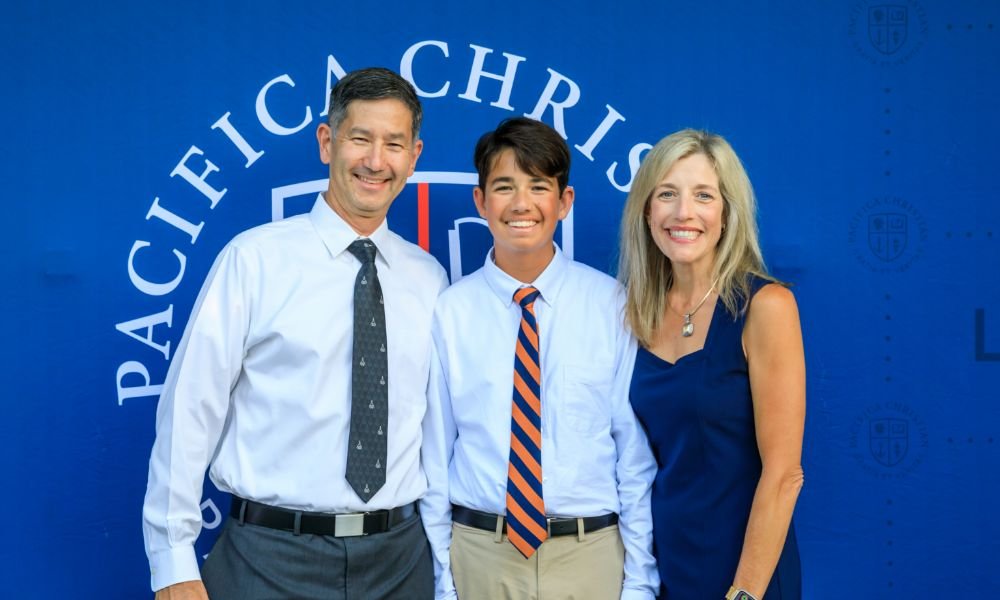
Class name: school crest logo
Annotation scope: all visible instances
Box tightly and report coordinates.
[114,40,647,560]
[848,197,927,273]
[849,0,928,66]
[850,402,928,479]
[869,417,908,466]
[868,5,908,55]
[867,212,908,261]
[272,173,575,282]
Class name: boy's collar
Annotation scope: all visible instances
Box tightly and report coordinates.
[482,244,569,308]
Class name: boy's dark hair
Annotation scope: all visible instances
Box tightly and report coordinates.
[473,117,571,192]
[327,67,423,139]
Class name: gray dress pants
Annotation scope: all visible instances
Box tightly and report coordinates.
[201,511,433,600]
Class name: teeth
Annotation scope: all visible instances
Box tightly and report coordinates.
[357,175,387,184]
[669,229,699,239]
[508,220,537,227]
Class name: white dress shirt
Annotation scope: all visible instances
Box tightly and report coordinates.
[420,246,659,600]
[143,195,448,591]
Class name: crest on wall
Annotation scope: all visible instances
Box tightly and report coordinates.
[870,417,909,467]
[868,212,908,261]
[869,5,908,55]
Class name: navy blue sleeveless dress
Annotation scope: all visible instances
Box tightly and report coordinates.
[629,277,801,599]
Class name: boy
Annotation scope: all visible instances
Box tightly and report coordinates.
[420,117,658,599]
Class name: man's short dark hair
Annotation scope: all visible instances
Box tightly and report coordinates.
[327,67,423,139]
[474,117,571,193]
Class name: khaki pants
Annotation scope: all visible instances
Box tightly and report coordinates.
[450,521,625,600]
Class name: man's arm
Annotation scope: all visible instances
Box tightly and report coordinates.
[420,317,460,600]
[142,243,251,592]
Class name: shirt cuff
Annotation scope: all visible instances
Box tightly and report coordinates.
[149,544,201,591]
[435,571,458,600]
[620,586,657,600]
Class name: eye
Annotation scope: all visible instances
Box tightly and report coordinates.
[493,184,513,192]
[350,137,371,146]
[387,142,405,152]
[657,190,676,200]
[695,192,715,202]
[531,184,551,193]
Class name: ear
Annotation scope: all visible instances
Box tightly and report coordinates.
[407,139,424,176]
[317,123,332,165]
[557,185,575,220]
[473,186,487,219]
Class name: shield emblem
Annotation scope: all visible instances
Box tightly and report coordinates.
[269,172,575,282]
[869,5,908,55]
[870,418,908,467]
[868,213,907,261]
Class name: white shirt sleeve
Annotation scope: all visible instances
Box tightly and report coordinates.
[142,242,250,591]
[420,314,460,600]
[610,318,661,600]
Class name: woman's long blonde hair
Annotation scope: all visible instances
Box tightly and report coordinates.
[618,129,777,348]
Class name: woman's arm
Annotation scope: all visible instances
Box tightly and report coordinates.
[731,283,806,598]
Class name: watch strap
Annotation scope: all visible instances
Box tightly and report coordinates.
[726,586,759,600]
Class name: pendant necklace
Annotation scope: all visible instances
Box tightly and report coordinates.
[673,279,718,338]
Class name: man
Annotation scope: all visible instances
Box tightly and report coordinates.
[143,67,448,600]
[420,117,659,599]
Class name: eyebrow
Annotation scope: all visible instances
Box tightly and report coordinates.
[655,182,719,191]
[488,176,553,185]
[344,127,410,142]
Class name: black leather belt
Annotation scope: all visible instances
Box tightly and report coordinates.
[230,497,416,537]
[451,504,618,537]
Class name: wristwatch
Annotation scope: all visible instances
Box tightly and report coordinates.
[725,586,759,600]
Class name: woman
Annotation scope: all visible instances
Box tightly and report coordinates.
[619,129,804,600]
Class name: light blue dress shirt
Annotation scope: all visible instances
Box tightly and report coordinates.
[143,195,448,591]
[421,245,659,600]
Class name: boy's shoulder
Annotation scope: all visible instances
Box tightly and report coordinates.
[437,266,489,305]
[562,258,621,296]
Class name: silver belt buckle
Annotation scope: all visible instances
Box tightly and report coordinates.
[335,513,366,537]
[546,516,556,536]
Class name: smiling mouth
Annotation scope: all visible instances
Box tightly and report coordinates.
[668,228,701,240]
[506,219,539,229]
[355,174,390,186]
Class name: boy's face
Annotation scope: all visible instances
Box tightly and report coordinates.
[474,149,574,269]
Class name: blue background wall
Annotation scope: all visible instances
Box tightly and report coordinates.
[3,1,998,597]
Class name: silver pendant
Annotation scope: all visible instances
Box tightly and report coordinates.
[681,315,694,337]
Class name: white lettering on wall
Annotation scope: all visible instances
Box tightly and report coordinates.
[458,44,526,110]
[401,40,451,98]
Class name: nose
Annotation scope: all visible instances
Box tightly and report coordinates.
[674,193,695,220]
[363,142,388,172]
[510,187,530,211]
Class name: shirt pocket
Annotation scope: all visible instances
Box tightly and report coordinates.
[559,365,613,435]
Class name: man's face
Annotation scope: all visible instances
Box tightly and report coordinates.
[317,98,423,234]
[474,148,573,268]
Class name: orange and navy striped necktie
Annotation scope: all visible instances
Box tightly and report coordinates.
[506,286,548,558]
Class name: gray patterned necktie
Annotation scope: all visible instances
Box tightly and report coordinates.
[345,239,387,502]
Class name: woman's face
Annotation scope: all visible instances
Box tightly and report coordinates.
[645,152,725,273]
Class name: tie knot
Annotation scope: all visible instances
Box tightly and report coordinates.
[513,286,540,309]
[347,239,377,265]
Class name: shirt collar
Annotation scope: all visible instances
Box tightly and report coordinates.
[482,244,569,308]
[308,194,395,268]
